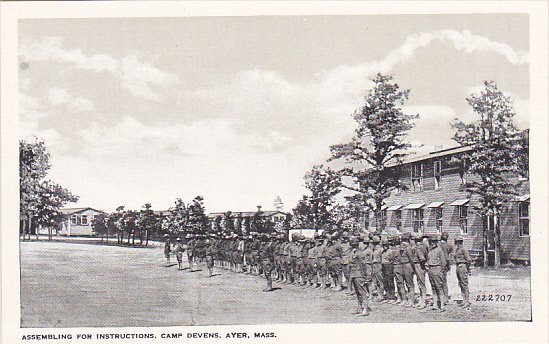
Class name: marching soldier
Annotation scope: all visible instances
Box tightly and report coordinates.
[372,236,384,301]
[439,231,454,305]
[175,237,186,270]
[186,234,195,271]
[326,232,344,291]
[410,234,428,308]
[453,236,472,309]
[340,232,353,295]
[163,234,172,267]
[381,237,396,302]
[427,234,447,311]
[349,236,373,316]
[400,233,416,307]
[259,234,276,292]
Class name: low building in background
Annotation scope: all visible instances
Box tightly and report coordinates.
[57,207,102,236]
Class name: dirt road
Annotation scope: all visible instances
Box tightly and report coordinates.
[20,240,531,327]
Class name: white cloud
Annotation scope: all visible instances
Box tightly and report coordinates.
[48,87,95,112]
[20,37,178,101]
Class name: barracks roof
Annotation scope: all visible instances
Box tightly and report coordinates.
[59,207,100,215]
[207,211,287,219]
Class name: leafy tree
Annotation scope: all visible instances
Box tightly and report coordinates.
[234,213,244,235]
[221,211,235,234]
[329,73,417,233]
[114,206,125,243]
[329,196,368,234]
[291,165,341,230]
[451,81,528,267]
[92,211,109,241]
[136,203,157,245]
[19,139,78,240]
[165,198,188,237]
[187,196,209,234]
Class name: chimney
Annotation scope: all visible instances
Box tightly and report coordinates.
[257,205,262,212]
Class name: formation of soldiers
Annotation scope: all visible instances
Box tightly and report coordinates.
[163,230,472,317]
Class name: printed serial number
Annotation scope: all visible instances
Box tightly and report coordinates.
[475,294,512,302]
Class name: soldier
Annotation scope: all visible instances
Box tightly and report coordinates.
[400,233,416,307]
[163,234,172,267]
[307,237,318,287]
[205,237,215,277]
[372,236,384,301]
[259,234,276,292]
[349,236,373,316]
[427,235,447,311]
[410,234,428,308]
[186,234,195,271]
[453,236,472,309]
[315,234,329,289]
[439,231,454,305]
[298,236,311,286]
[392,236,407,305]
[175,238,186,270]
[381,237,396,302]
[340,232,353,295]
[289,234,300,284]
[326,232,344,291]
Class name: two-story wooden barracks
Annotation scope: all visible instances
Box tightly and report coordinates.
[363,145,530,264]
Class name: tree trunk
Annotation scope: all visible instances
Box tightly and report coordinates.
[145,229,149,246]
[48,227,52,241]
[27,215,33,241]
[494,213,501,268]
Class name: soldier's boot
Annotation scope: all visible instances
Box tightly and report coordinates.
[263,276,273,292]
[333,276,342,291]
[407,291,415,307]
[345,278,353,294]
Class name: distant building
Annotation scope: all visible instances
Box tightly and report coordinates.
[58,207,102,236]
[207,207,288,233]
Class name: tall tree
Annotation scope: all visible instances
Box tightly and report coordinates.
[165,198,188,237]
[19,139,78,239]
[92,211,109,242]
[291,165,341,230]
[329,73,417,233]
[451,80,528,267]
[187,196,209,235]
[221,211,235,234]
[136,203,157,245]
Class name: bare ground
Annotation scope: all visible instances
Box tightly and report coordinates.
[20,240,531,327]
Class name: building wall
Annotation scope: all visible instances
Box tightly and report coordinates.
[368,154,530,261]
[59,209,100,236]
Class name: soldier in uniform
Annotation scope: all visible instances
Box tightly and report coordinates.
[186,234,195,271]
[326,232,344,291]
[349,236,373,316]
[175,237,186,270]
[163,234,172,267]
[453,236,472,309]
[410,234,428,308]
[439,231,454,305]
[427,235,447,311]
[392,236,407,305]
[340,232,353,295]
[259,234,276,292]
[372,236,384,301]
[400,233,416,307]
[315,234,329,289]
[307,236,318,287]
[381,237,396,302]
[298,236,311,286]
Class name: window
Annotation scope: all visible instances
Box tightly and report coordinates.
[71,214,78,225]
[394,179,403,195]
[395,210,402,232]
[434,161,442,189]
[379,210,387,229]
[459,206,468,234]
[81,215,88,225]
[364,210,370,230]
[519,202,530,236]
[412,209,424,233]
[411,164,423,191]
[435,207,443,233]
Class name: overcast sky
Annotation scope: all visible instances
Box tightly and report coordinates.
[18,14,529,213]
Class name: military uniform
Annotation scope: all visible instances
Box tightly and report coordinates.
[326,237,344,291]
[259,236,275,291]
[453,238,472,307]
[410,235,428,307]
[340,235,353,294]
[427,237,447,310]
[349,237,372,316]
[381,240,396,301]
[372,238,384,301]
[439,234,454,304]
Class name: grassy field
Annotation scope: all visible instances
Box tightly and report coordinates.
[20,240,531,327]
